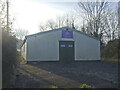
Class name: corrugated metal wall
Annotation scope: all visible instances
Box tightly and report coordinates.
[27,31,61,61]
[23,28,100,61]
[74,31,100,60]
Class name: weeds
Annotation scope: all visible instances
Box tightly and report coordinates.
[43,85,58,88]
[80,83,91,88]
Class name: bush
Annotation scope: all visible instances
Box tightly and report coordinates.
[2,30,17,88]
[101,39,120,61]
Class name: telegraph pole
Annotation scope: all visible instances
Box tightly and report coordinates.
[7,0,9,32]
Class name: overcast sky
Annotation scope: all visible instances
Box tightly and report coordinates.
[10,0,119,35]
[10,0,77,34]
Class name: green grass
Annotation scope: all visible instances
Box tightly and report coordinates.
[17,49,21,52]
[80,83,92,88]
[43,85,58,88]
[51,85,58,88]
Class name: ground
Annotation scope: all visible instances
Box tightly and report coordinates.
[15,61,119,88]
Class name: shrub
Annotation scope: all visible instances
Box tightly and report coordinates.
[101,39,120,61]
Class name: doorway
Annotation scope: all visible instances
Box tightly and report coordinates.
[59,41,74,61]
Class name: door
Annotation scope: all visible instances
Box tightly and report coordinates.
[59,41,74,61]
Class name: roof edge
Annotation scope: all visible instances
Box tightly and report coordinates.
[65,27,100,41]
[24,26,100,41]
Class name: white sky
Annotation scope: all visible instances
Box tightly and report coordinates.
[10,0,77,34]
[10,0,118,35]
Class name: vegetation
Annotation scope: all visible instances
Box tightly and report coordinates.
[77,2,118,44]
[43,85,58,88]
[101,39,120,62]
[39,1,119,46]
[1,0,119,88]
[1,0,19,88]
[13,29,29,40]
[39,1,119,62]
[39,13,77,32]
[80,83,91,88]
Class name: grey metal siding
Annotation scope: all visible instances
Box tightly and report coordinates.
[27,31,61,61]
[23,27,100,61]
[74,31,100,60]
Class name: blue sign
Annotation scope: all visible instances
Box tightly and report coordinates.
[62,30,73,38]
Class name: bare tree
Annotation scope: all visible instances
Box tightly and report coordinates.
[46,19,57,30]
[77,0,118,44]
[39,12,78,31]
[13,29,29,40]
[56,15,65,28]
[0,1,7,30]
[0,0,14,32]
[100,9,118,42]
[118,1,120,39]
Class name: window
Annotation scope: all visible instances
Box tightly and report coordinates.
[61,45,65,47]
[68,45,73,47]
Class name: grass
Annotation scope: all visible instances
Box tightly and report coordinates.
[17,49,21,52]
[80,83,92,88]
[43,85,58,88]
[44,84,92,88]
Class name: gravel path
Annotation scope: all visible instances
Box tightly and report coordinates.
[15,61,119,88]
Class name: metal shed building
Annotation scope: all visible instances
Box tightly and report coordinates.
[21,27,101,62]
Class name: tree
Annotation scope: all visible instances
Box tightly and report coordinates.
[118,1,120,39]
[13,29,29,40]
[1,0,18,87]
[0,0,14,32]
[100,9,118,42]
[77,0,115,44]
[39,12,78,31]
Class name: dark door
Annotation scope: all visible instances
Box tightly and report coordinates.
[59,41,74,61]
